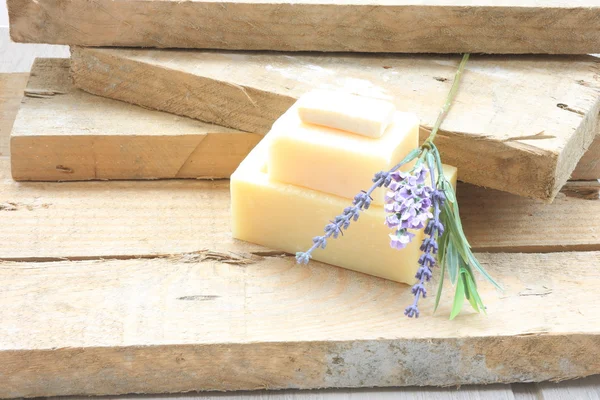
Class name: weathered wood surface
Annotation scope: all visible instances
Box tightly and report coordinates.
[2,72,600,398]
[0,154,599,259]
[0,72,28,157]
[2,250,600,398]
[71,48,600,200]
[8,0,600,54]
[572,134,600,180]
[10,59,261,181]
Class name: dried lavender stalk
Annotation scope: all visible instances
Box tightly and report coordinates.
[404,158,446,318]
[295,151,420,265]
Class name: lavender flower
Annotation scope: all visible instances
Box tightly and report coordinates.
[402,164,445,318]
[384,166,434,250]
[295,169,390,264]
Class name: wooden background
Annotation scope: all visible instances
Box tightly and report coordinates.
[2,1,600,398]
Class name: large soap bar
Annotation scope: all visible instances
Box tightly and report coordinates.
[268,108,419,206]
[232,117,457,284]
[297,91,396,138]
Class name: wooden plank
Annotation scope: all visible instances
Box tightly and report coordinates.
[10,59,261,181]
[0,72,28,158]
[1,154,600,260]
[70,48,600,201]
[2,250,600,397]
[8,0,600,54]
[572,134,600,180]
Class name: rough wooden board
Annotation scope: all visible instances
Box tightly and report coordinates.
[0,72,28,158]
[1,154,600,260]
[572,134,600,180]
[10,59,261,181]
[71,48,600,201]
[8,0,600,54]
[2,250,600,398]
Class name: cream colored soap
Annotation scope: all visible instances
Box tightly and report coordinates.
[268,106,419,206]
[297,90,396,138]
[231,121,457,284]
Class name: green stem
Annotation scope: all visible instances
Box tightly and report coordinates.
[423,53,470,147]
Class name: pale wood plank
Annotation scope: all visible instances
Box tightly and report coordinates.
[572,136,600,180]
[10,59,261,181]
[71,48,600,200]
[1,251,600,397]
[8,1,600,54]
[0,71,27,157]
[1,156,600,260]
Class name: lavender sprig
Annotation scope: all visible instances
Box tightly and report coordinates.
[296,54,501,319]
[296,148,422,265]
[404,159,446,317]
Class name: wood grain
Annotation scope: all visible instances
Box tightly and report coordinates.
[2,251,600,397]
[0,72,27,158]
[572,133,600,180]
[10,59,261,181]
[0,155,599,260]
[71,48,600,200]
[8,0,600,54]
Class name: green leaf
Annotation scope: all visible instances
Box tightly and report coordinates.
[449,275,466,320]
[396,148,422,169]
[433,255,446,313]
[462,270,480,313]
[467,251,502,290]
[464,272,486,314]
[446,240,459,285]
[443,180,457,204]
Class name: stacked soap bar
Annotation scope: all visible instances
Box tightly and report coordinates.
[231,92,457,284]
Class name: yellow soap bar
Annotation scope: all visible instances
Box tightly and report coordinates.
[296,90,396,138]
[268,107,419,206]
[231,124,457,284]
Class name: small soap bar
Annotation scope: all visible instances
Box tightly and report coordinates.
[297,90,396,138]
[268,107,419,206]
[231,120,458,284]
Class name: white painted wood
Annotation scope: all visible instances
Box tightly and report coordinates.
[538,376,600,400]
[49,386,517,400]
[0,27,69,72]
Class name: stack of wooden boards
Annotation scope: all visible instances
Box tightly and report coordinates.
[3,0,600,397]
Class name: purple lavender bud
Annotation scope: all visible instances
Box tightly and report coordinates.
[432,190,446,203]
[385,214,400,228]
[425,219,444,236]
[404,304,420,318]
[389,231,415,249]
[313,235,327,249]
[420,237,438,253]
[373,171,392,187]
[418,253,436,267]
[390,170,408,182]
[415,265,433,281]
[296,252,311,264]
[325,223,342,238]
[353,192,367,206]
[411,283,427,298]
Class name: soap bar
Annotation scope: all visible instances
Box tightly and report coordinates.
[268,107,419,206]
[297,91,396,138]
[231,125,457,284]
